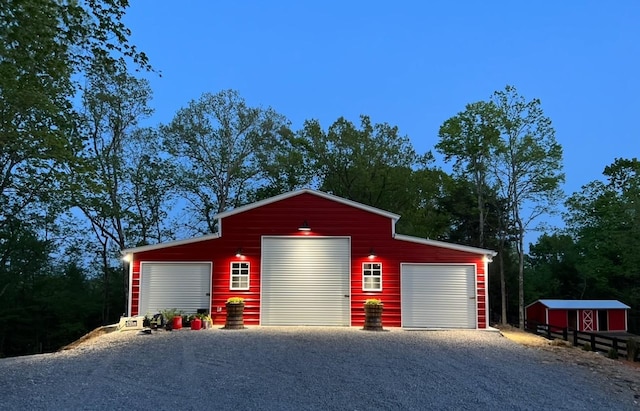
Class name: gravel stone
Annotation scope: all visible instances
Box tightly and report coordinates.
[1,327,638,410]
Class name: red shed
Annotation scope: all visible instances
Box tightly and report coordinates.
[525,299,630,332]
[123,189,497,329]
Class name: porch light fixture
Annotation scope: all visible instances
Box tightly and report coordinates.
[235,248,243,257]
[298,220,311,231]
[368,248,376,258]
[483,255,493,263]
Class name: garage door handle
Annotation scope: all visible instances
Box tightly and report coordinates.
[206,293,211,296]
[469,296,476,299]
[344,294,350,298]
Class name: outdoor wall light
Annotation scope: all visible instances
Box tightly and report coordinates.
[483,255,493,263]
[235,248,243,257]
[298,220,311,231]
[368,248,376,258]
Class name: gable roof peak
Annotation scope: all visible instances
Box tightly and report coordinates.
[214,188,401,221]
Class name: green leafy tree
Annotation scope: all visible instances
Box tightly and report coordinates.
[303,116,429,203]
[491,85,564,328]
[0,221,52,356]
[565,158,640,314]
[246,126,313,202]
[437,101,502,247]
[1,0,77,232]
[0,0,151,355]
[0,0,151,230]
[162,90,291,234]
[525,233,583,302]
[437,99,519,325]
[299,115,447,236]
[394,167,453,239]
[73,65,157,322]
[127,127,178,245]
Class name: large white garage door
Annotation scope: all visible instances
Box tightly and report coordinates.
[401,264,476,329]
[261,237,351,326]
[139,262,211,315]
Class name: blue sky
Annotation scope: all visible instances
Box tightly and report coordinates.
[123,1,639,241]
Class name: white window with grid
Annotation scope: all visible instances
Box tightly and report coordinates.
[230,262,250,290]
[363,262,382,291]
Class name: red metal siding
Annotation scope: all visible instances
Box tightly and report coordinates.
[548,310,568,328]
[370,239,486,328]
[608,309,627,331]
[130,192,490,328]
[130,238,261,325]
[526,302,547,326]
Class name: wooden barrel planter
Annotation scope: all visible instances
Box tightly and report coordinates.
[224,302,245,329]
[363,302,383,331]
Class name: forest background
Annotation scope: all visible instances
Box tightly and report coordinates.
[1,1,638,357]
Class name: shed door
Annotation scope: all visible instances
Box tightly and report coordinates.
[139,262,211,315]
[261,237,350,326]
[401,264,476,328]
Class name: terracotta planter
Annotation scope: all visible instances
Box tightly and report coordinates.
[224,303,245,329]
[363,304,383,331]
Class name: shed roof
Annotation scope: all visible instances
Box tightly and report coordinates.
[533,299,630,310]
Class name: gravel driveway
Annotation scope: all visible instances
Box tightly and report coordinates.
[1,327,637,410]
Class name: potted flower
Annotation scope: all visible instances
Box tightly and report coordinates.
[224,297,245,329]
[160,308,183,331]
[363,299,383,331]
[197,313,213,329]
[189,314,202,330]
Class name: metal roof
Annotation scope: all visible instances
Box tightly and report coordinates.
[535,299,630,310]
[121,189,498,258]
[214,188,401,221]
[394,234,497,257]
[122,233,220,254]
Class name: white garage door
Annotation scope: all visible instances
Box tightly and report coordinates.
[401,264,476,328]
[139,262,211,315]
[261,237,351,326]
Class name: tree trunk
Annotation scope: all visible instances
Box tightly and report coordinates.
[517,223,525,329]
[477,188,485,248]
[101,242,110,324]
[500,250,507,325]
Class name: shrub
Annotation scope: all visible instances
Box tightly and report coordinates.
[607,348,618,359]
[227,297,245,304]
[582,342,592,352]
[364,299,382,305]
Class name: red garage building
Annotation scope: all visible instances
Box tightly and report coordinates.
[123,189,497,329]
[525,299,630,332]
